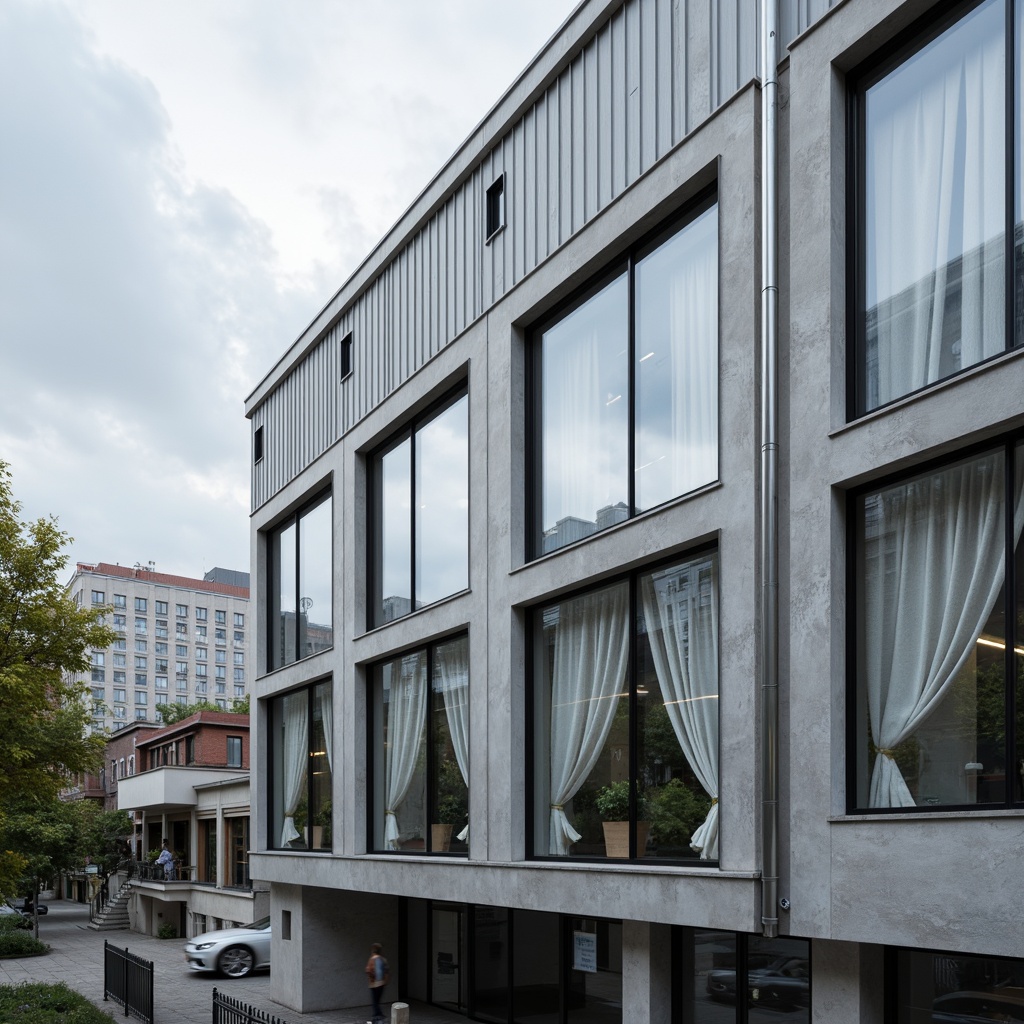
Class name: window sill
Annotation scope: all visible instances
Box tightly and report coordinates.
[831,808,1024,822]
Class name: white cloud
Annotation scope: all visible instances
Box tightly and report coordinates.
[0,0,576,577]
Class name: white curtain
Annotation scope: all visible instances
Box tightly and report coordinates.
[541,277,628,543]
[866,1,1003,408]
[864,451,1024,807]
[640,553,720,858]
[280,691,308,846]
[666,209,718,499]
[383,651,427,849]
[547,583,630,855]
[437,637,470,842]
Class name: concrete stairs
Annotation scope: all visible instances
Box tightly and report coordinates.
[87,880,132,931]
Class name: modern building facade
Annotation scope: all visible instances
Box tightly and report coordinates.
[244,0,1024,1020]
[66,563,251,734]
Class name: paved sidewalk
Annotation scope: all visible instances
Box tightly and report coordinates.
[0,900,462,1024]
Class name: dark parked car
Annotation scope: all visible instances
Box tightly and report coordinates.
[931,989,1024,1022]
[11,897,47,916]
[707,957,810,1011]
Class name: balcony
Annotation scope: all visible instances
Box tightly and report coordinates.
[117,767,244,811]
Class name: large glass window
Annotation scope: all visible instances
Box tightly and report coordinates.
[269,681,333,851]
[370,387,469,626]
[531,550,720,861]
[678,929,810,1023]
[268,491,333,670]
[530,200,718,556]
[889,947,1024,1021]
[371,634,470,854]
[852,0,1023,415]
[850,438,1024,810]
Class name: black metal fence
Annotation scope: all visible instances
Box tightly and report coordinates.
[103,941,154,1024]
[212,988,289,1024]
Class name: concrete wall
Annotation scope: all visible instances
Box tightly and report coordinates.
[785,0,1024,959]
[269,884,399,1013]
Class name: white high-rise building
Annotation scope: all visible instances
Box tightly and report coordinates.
[66,563,250,734]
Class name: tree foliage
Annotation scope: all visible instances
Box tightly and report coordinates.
[154,694,249,725]
[0,461,114,807]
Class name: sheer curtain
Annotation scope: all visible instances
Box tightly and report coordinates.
[667,210,718,498]
[541,276,627,546]
[437,637,470,842]
[863,452,1024,807]
[866,1,1004,408]
[640,554,720,858]
[547,584,630,855]
[280,690,308,846]
[384,651,427,848]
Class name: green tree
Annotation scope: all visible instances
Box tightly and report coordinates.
[154,695,249,725]
[0,461,113,807]
[80,806,134,875]
[1,797,86,937]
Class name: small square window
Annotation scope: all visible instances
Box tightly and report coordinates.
[254,425,264,464]
[485,173,505,242]
[155,601,168,615]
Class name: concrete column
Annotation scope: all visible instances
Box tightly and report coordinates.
[216,804,226,888]
[270,884,400,1013]
[621,920,672,1024]
[811,939,885,1024]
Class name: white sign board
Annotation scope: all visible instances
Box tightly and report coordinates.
[573,930,598,973]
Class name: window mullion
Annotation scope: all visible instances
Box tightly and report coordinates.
[627,253,637,518]
[426,643,436,850]
[628,576,638,859]
[410,428,418,612]
[1006,441,1019,804]
[1006,0,1015,351]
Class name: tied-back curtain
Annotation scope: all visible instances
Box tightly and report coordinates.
[640,554,720,858]
[668,211,718,496]
[437,637,470,842]
[548,584,630,855]
[864,452,1024,806]
[280,691,308,845]
[384,651,427,848]
[865,0,1004,408]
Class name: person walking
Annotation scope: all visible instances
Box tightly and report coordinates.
[364,942,389,1024]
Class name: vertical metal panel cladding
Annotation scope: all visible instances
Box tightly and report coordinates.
[253,0,772,511]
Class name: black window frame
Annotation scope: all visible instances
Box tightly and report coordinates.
[845,429,1024,813]
[671,926,811,1024]
[265,488,333,672]
[525,186,719,561]
[485,173,505,242]
[226,735,242,768]
[526,544,721,865]
[367,632,470,856]
[367,381,469,629]
[266,679,333,853]
[847,0,1024,419]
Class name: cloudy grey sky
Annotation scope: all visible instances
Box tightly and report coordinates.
[0,0,576,580]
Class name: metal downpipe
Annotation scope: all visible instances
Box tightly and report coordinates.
[759,0,780,940]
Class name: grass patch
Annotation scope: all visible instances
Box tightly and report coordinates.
[0,982,115,1022]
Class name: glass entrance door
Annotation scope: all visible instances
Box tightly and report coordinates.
[431,904,466,1013]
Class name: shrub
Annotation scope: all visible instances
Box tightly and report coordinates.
[0,926,48,956]
[647,779,712,848]
[594,781,649,820]
[0,914,30,934]
[0,982,114,1021]
[156,922,177,940]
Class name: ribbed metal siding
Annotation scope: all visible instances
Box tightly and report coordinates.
[252,0,825,511]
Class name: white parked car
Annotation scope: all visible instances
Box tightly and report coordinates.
[183,917,271,978]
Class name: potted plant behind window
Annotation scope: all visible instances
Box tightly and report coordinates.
[432,759,468,852]
[595,780,648,858]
